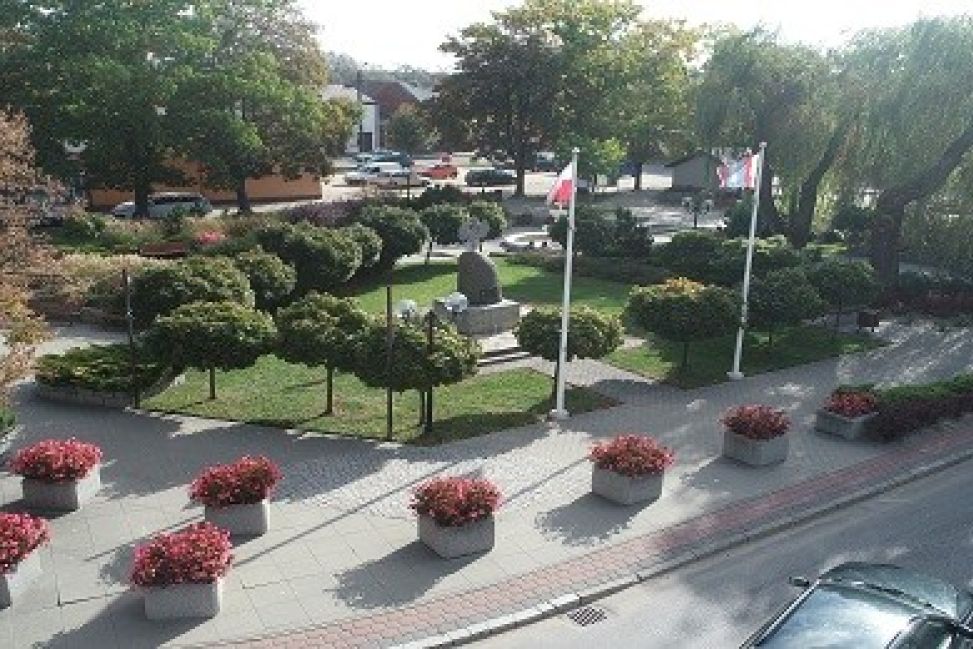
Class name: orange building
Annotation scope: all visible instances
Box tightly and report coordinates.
[88,160,323,211]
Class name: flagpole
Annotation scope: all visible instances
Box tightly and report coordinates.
[550,147,579,420]
[728,141,766,380]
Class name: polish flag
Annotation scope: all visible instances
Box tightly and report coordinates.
[718,151,760,190]
[546,163,574,206]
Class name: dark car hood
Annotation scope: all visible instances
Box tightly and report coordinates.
[823,563,973,619]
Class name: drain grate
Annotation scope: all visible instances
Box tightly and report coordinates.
[566,605,608,627]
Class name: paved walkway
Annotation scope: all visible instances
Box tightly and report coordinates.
[1,320,972,647]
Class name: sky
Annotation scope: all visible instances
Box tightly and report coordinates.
[300,0,972,71]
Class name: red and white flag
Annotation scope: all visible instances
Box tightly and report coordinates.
[718,151,761,190]
[546,163,574,206]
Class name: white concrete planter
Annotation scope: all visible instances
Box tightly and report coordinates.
[815,409,877,440]
[143,578,223,620]
[0,550,43,608]
[722,430,789,467]
[591,466,664,506]
[204,500,269,536]
[22,464,101,511]
[418,514,495,559]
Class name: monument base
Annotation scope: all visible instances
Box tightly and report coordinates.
[434,299,521,336]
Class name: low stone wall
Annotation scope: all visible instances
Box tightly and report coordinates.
[35,373,185,409]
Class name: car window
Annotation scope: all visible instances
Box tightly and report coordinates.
[896,620,966,649]
[756,585,919,649]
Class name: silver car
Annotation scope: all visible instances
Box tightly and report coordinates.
[110,192,211,219]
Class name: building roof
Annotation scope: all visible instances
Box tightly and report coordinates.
[321,84,376,104]
[360,80,428,118]
[665,151,722,168]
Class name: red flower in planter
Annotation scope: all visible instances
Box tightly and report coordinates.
[130,522,232,587]
[9,438,102,483]
[589,434,675,477]
[410,477,501,528]
[189,456,281,508]
[825,389,878,418]
[0,513,51,573]
[722,405,790,440]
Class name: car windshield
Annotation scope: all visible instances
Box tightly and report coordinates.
[825,564,973,620]
[756,584,918,649]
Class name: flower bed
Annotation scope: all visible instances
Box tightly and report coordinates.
[411,477,501,558]
[130,523,232,588]
[589,434,674,477]
[189,456,281,507]
[722,405,790,466]
[10,438,102,482]
[0,513,50,573]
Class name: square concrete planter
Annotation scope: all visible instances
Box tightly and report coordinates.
[591,466,664,506]
[815,409,877,440]
[0,550,42,608]
[204,500,269,536]
[418,514,495,559]
[722,430,789,466]
[22,464,101,511]
[143,579,223,620]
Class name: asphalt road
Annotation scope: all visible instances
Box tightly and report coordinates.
[476,458,973,649]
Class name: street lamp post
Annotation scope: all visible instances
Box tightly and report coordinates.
[682,193,713,230]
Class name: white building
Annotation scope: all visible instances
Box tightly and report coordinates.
[322,85,380,153]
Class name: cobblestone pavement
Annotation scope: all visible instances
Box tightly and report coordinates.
[1,319,972,647]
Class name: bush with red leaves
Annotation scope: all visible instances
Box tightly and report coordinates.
[722,405,790,440]
[189,456,281,508]
[130,522,232,587]
[9,438,102,483]
[589,434,675,477]
[410,477,501,527]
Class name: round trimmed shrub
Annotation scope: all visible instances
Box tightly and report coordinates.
[145,301,277,399]
[628,278,739,368]
[276,292,371,414]
[232,250,296,310]
[515,307,622,363]
[807,258,879,329]
[130,256,254,328]
[748,267,826,344]
[255,222,362,294]
[420,203,469,261]
[356,205,428,268]
[468,201,507,239]
[340,224,383,269]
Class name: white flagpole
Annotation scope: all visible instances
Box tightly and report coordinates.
[728,141,766,380]
[550,147,579,420]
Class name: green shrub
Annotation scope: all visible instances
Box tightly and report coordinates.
[420,203,468,261]
[515,307,622,363]
[146,301,277,399]
[655,230,722,276]
[130,256,254,328]
[748,267,826,344]
[628,278,739,368]
[468,200,508,238]
[833,204,874,233]
[356,205,428,268]
[341,224,383,269]
[35,344,169,393]
[233,250,296,310]
[807,258,878,329]
[0,405,15,433]
[276,292,371,414]
[256,222,362,294]
[412,184,466,210]
[870,374,973,440]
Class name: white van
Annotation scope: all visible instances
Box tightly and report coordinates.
[345,162,402,186]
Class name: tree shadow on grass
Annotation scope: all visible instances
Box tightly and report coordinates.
[534,492,641,547]
[334,541,475,609]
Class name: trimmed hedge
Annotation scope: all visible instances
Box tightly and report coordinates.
[35,344,169,393]
[868,374,973,440]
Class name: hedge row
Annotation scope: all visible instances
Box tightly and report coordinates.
[36,345,170,393]
[869,374,973,440]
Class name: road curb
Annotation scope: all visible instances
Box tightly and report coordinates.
[397,436,973,648]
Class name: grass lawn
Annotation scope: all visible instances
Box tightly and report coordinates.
[342,259,631,316]
[146,357,614,445]
[606,325,883,389]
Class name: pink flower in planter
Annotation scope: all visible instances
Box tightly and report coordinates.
[589,434,674,477]
[0,513,51,572]
[9,438,102,483]
[130,522,232,587]
[825,389,878,418]
[189,456,281,507]
[410,477,501,527]
[722,405,790,440]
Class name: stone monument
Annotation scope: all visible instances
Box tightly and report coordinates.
[433,218,521,335]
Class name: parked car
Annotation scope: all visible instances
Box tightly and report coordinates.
[533,151,559,172]
[418,163,459,180]
[369,169,430,189]
[370,150,413,167]
[741,562,973,648]
[345,162,402,186]
[465,168,517,187]
[110,192,211,219]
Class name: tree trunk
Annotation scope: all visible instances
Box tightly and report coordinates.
[418,390,426,426]
[767,325,774,348]
[791,122,849,248]
[515,163,526,197]
[681,341,689,370]
[325,366,334,415]
[758,158,783,235]
[870,113,973,286]
[425,239,433,265]
[632,159,643,191]
[235,177,252,215]
[208,366,216,400]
